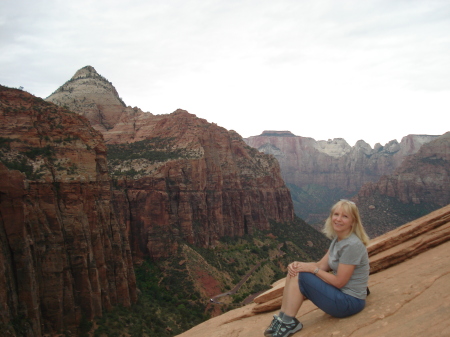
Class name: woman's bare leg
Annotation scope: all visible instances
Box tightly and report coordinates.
[280,273,304,317]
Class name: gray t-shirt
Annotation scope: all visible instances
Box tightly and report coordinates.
[328,233,369,300]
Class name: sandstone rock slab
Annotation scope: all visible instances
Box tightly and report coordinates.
[177,204,450,337]
[177,239,450,337]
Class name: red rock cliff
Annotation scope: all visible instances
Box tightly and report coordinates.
[245,131,438,193]
[0,86,137,336]
[244,131,441,226]
[357,132,450,206]
[46,66,294,260]
[109,111,294,259]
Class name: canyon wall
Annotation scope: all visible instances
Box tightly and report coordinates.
[244,130,440,225]
[244,130,438,192]
[109,115,294,260]
[357,132,450,206]
[0,86,136,336]
[46,66,294,260]
[355,132,450,237]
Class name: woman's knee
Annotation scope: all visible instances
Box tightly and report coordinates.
[285,272,300,284]
[298,272,315,288]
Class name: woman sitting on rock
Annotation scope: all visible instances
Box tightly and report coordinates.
[264,199,370,337]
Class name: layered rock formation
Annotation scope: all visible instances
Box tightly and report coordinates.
[46,65,127,133]
[355,132,450,237]
[110,115,294,260]
[358,132,450,206]
[245,130,437,192]
[46,67,294,260]
[244,130,441,225]
[0,86,136,336]
[46,65,169,145]
[176,204,450,337]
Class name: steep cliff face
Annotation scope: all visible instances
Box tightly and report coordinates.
[358,132,450,205]
[244,130,439,224]
[245,130,438,192]
[0,86,137,336]
[108,112,294,260]
[46,66,294,260]
[355,132,450,236]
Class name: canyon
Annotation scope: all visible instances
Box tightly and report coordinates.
[244,130,450,236]
[46,66,294,260]
[1,66,295,336]
[244,130,437,193]
[355,131,450,236]
[1,64,449,336]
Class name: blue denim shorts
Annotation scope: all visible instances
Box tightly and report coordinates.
[298,272,365,318]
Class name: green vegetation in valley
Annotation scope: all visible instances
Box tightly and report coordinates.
[23,145,55,160]
[287,183,355,225]
[106,138,199,178]
[357,193,442,238]
[92,257,209,337]
[0,137,13,149]
[191,216,330,305]
[91,217,329,336]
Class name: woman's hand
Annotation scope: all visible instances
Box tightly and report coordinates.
[287,262,315,277]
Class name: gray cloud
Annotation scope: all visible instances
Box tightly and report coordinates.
[1,0,449,146]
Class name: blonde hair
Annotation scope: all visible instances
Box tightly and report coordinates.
[322,200,370,246]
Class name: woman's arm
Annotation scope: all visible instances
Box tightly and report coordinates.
[287,252,355,289]
[287,251,331,278]
[315,263,355,289]
[316,251,331,271]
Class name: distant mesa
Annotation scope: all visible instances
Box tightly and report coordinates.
[260,130,296,137]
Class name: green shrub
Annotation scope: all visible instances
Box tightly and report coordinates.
[0,157,44,180]
[24,145,55,160]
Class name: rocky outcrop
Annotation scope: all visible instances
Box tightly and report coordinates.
[244,130,440,225]
[46,65,161,145]
[109,112,294,259]
[0,86,137,336]
[46,67,295,260]
[46,65,128,133]
[245,130,438,193]
[358,132,450,206]
[355,132,450,237]
[176,204,450,337]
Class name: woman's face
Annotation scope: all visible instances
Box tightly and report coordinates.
[332,206,354,238]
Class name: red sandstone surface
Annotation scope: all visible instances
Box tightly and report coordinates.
[1,67,296,335]
[177,204,450,336]
[0,86,136,335]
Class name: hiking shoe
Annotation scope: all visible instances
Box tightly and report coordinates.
[264,315,281,336]
[272,317,303,337]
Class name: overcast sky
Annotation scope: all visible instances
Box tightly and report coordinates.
[1,0,449,147]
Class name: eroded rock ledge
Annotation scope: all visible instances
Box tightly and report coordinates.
[177,204,450,337]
